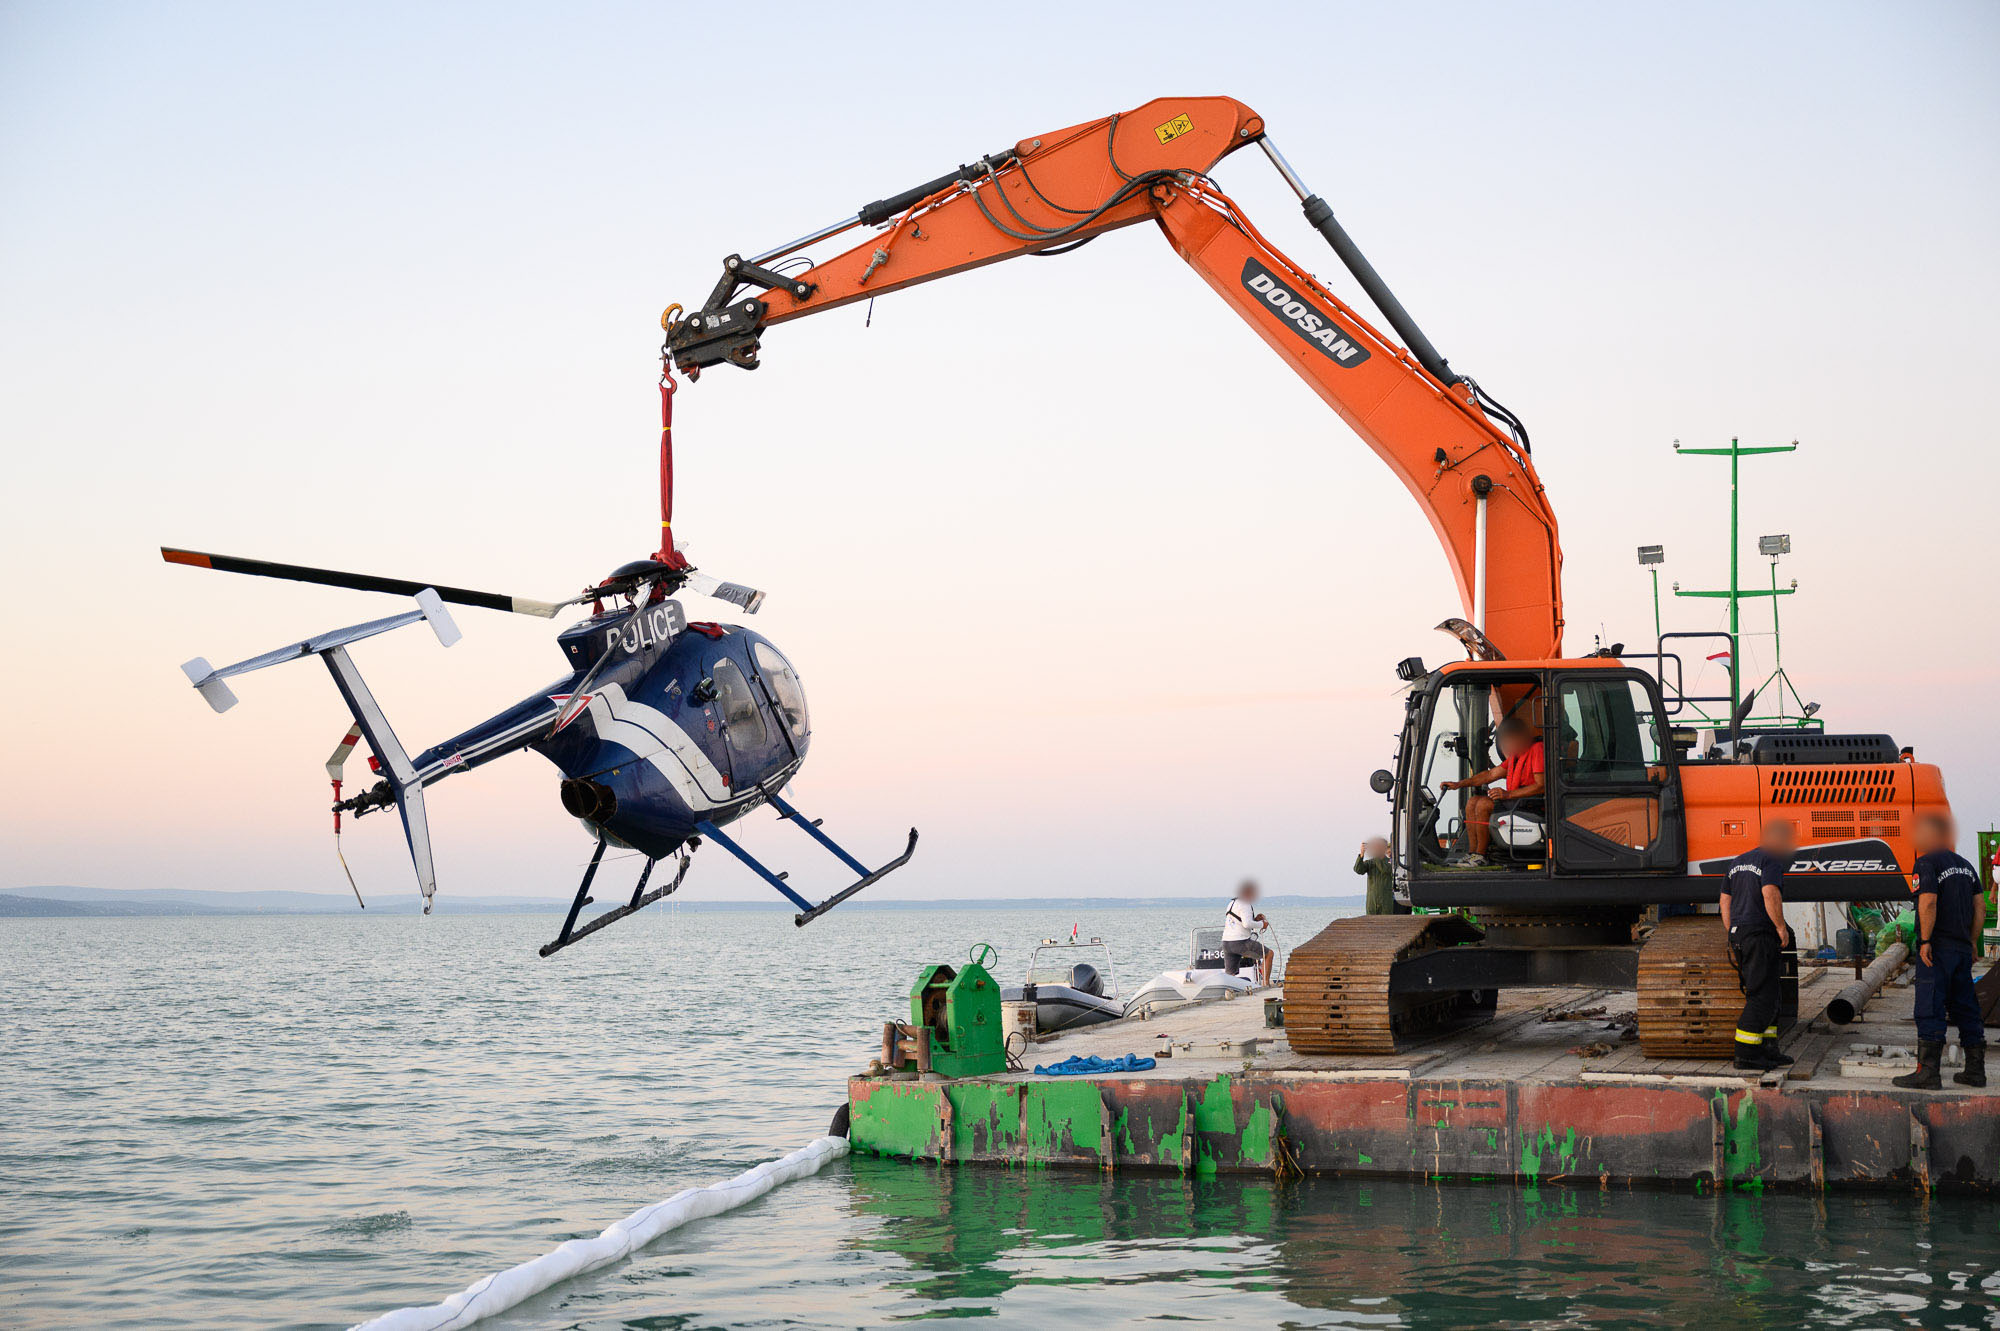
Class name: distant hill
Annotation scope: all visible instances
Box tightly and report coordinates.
[1,885,1364,918]
[0,895,100,917]
[0,893,267,918]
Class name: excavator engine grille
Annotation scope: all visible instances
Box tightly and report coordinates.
[1766,766,1901,806]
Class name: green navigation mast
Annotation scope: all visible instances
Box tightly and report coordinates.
[1641,437,1819,731]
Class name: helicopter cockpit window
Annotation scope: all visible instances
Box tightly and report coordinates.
[753,642,809,739]
[710,658,767,752]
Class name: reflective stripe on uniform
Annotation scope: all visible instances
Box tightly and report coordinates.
[1734,1029,1764,1044]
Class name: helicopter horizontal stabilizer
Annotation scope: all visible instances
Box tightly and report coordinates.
[178,590,461,714]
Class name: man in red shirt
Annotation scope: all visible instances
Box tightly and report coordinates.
[1442,718,1547,866]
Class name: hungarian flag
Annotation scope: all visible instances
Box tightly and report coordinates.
[1707,650,1732,663]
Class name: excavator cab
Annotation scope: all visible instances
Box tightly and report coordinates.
[1391,659,1687,906]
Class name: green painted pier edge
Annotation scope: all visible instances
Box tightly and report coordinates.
[848,1072,2000,1193]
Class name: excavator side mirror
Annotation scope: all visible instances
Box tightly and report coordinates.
[1369,769,1396,795]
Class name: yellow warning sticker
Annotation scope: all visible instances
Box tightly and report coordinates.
[1154,113,1194,145]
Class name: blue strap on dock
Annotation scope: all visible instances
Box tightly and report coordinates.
[1033,1054,1157,1076]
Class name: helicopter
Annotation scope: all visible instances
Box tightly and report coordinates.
[163,386,916,956]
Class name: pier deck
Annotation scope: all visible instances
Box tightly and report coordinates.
[847,961,2000,1191]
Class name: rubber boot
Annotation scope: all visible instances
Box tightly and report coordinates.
[1954,1043,1986,1089]
[1758,1027,1792,1067]
[1733,1039,1767,1071]
[1892,1040,1944,1090]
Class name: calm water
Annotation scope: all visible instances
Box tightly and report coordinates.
[4,905,1997,1329]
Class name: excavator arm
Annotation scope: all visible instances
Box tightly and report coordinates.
[667,96,1564,661]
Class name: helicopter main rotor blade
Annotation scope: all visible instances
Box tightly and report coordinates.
[682,570,765,614]
[161,548,574,619]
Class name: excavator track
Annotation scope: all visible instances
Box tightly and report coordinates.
[1635,915,1744,1058]
[1284,915,1487,1055]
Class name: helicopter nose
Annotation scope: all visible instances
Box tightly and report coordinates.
[559,778,618,824]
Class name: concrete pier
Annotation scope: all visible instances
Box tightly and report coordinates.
[848,961,1999,1192]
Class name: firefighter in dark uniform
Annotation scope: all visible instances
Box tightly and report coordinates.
[1721,820,1797,1070]
[1894,814,1988,1089]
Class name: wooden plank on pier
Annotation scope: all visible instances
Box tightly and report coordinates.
[1272,1052,1452,1082]
[1586,1044,1652,1076]
[1580,1068,1759,1088]
[1784,1026,1844,1082]
[1264,1047,1443,1076]
[1581,1047,1764,1085]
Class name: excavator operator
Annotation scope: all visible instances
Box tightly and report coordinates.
[1441,719,1546,867]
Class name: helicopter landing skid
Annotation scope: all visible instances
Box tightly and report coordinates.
[696,794,918,927]
[538,841,693,958]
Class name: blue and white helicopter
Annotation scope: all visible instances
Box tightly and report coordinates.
[162,540,917,955]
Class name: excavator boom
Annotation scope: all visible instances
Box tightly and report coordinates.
[667,96,1564,661]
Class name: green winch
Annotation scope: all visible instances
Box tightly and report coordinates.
[901,944,1004,1078]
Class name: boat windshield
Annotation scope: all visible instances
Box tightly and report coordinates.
[1190,927,1226,969]
[1024,940,1117,996]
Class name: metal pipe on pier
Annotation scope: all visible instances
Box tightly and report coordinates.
[1826,943,1909,1025]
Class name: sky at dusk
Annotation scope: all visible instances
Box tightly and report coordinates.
[3,1,1996,904]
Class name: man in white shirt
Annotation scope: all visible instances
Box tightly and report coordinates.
[1222,879,1272,984]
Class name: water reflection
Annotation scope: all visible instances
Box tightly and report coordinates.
[848,1161,2000,1328]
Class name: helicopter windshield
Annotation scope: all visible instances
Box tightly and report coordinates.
[711,658,768,752]
[753,642,808,739]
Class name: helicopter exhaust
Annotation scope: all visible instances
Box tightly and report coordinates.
[560,778,618,823]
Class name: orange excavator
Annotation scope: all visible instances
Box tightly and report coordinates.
[666,96,1950,1055]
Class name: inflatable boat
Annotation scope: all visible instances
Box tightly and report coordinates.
[1123,927,1259,1015]
[1002,936,1124,1034]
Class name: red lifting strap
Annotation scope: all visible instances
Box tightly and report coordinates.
[655,370,691,570]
